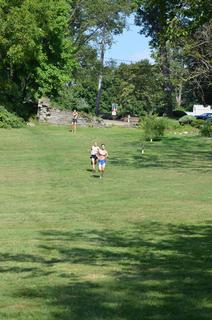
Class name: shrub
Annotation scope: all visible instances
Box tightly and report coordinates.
[0,106,25,128]
[179,115,195,125]
[205,118,212,124]
[200,122,212,137]
[163,117,181,130]
[172,109,187,119]
[191,118,205,128]
[140,115,167,141]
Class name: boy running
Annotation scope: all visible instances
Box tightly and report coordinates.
[97,144,108,179]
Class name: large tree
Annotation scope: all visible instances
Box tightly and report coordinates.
[113,60,164,115]
[167,1,212,107]
[0,0,75,116]
[134,0,182,115]
[69,0,133,115]
[134,0,211,113]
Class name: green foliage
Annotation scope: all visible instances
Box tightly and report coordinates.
[103,60,164,116]
[53,88,91,113]
[0,106,25,128]
[135,0,211,112]
[162,117,181,130]
[162,118,198,135]
[140,115,167,141]
[200,121,212,137]
[135,0,178,46]
[70,0,133,115]
[0,0,76,114]
[172,109,187,119]
[135,0,181,114]
[54,59,165,116]
[52,81,96,113]
[179,115,195,125]
[0,0,211,118]
[70,0,133,49]
[52,45,100,113]
[191,119,205,128]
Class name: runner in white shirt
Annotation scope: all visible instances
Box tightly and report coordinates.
[90,142,99,173]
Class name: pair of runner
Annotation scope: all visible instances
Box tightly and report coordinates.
[90,142,108,178]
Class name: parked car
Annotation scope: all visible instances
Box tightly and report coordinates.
[195,113,212,119]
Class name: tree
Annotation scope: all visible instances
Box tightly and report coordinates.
[115,60,164,115]
[53,46,100,112]
[92,60,164,117]
[134,0,212,113]
[0,0,75,117]
[69,0,133,49]
[166,2,212,107]
[134,0,180,114]
[187,21,212,105]
[69,0,133,115]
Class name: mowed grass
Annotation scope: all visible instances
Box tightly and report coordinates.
[0,125,212,320]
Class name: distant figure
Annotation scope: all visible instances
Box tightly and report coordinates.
[127,114,131,123]
[97,144,108,179]
[90,142,99,173]
[71,110,78,133]
[112,108,117,120]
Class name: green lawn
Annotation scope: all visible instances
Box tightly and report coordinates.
[0,125,212,320]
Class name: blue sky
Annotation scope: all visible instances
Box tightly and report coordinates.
[105,19,153,64]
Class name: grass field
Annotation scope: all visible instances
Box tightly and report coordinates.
[0,125,212,320]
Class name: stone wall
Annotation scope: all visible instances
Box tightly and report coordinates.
[47,109,89,126]
[37,97,103,126]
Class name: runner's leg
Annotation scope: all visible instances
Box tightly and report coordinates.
[91,157,96,172]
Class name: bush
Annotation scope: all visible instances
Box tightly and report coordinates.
[163,117,181,130]
[179,115,195,125]
[172,109,187,119]
[140,115,167,141]
[200,122,212,137]
[191,118,205,128]
[0,106,25,128]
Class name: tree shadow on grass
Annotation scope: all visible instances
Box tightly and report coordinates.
[110,136,212,171]
[8,221,212,320]
[0,253,55,278]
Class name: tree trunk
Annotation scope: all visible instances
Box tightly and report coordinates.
[159,44,175,115]
[96,73,103,116]
[176,82,183,107]
[95,29,106,116]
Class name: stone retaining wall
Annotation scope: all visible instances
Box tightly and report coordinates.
[37,97,137,127]
[37,97,102,126]
[44,109,89,126]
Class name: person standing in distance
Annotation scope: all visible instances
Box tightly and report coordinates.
[90,142,99,173]
[97,144,108,179]
[71,110,78,133]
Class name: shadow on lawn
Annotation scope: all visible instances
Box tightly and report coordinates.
[7,221,212,320]
[110,136,212,170]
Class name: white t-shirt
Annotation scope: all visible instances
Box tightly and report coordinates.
[91,146,99,156]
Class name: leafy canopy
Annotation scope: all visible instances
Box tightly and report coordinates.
[0,0,76,110]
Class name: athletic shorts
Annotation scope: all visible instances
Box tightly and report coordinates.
[90,155,98,161]
[98,159,106,166]
[72,118,77,124]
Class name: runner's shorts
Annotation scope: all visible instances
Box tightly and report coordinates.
[98,159,106,166]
